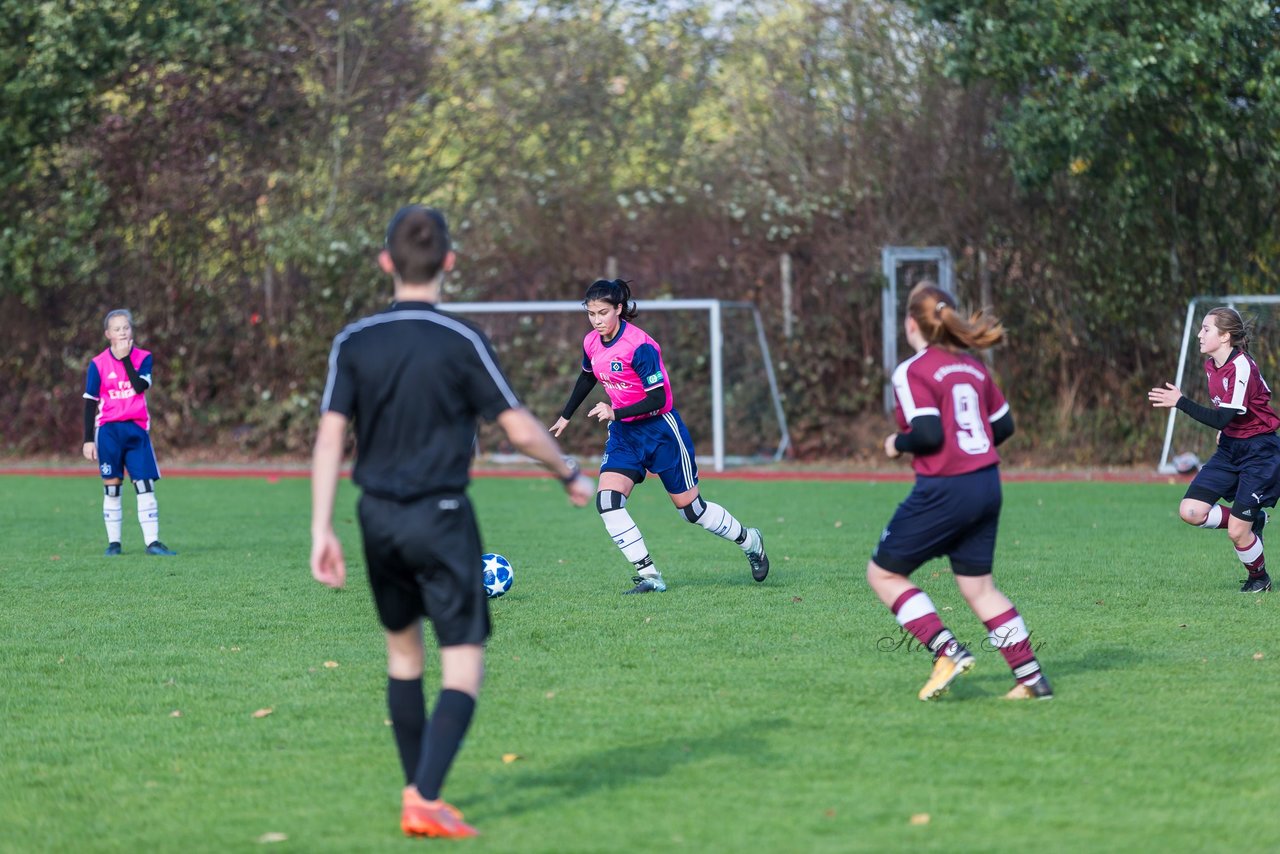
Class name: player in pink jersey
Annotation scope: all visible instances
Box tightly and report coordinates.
[1149,307,1280,592]
[869,282,1051,701]
[82,309,176,557]
[549,279,769,593]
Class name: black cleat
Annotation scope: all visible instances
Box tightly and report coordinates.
[1005,674,1054,700]
[146,541,178,556]
[1240,572,1272,593]
[623,574,667,594]
[1252,509,1268,540]
[104,542,122,556]
[744,528,769,582]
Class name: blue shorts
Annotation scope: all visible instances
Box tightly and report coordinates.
[94,421,161,482]
[601,410,699,494]
[872,465,1001,577]
[1185,432,1280,520]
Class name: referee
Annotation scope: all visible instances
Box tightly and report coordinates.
[310,204,593,839]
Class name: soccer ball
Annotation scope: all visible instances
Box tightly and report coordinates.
[481,553,513,599]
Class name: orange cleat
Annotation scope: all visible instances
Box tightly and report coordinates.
[401,787,479,838]
[918,646,975,701]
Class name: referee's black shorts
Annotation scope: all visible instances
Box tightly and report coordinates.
[357,491,490,646]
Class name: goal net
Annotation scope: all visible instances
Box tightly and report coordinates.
[1157,294,1280,474]
[445,299,790,472]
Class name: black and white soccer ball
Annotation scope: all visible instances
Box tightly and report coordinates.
[1172,452,1201,475]
[481,553,513,599]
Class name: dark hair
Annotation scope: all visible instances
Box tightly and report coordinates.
[1206,307,1252,354]
[384,205,450,284]
[582,278,639,320]
[907,281,1004,351]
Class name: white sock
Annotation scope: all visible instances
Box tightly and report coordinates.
[700,501,746,545]
[598,492,655,574]
[137,491,159,545]
[103,491,123,544]
[682,497,748,548]
[1199,505,1228,529]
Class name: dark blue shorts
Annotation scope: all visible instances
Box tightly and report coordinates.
[872,465,1002,577]
[600,410,699,494]
[94,421,161,482]
[1184,432,1280,520]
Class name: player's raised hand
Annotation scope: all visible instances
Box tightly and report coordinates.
[311,529,347,588]
[588,402,615,423]
[548,416,570,437]
[1148,382,1182,408]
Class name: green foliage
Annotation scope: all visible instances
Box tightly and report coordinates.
[4,0,1279,461]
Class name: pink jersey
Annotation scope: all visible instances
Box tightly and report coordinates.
[85,347,152,430]
[582,321,674,422]
[891,347,1008,477]
[1204,350,1280,438]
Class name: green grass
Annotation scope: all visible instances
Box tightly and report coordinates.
[2,473,1279,852]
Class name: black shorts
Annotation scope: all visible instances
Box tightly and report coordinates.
[871,465,1002,577]
[357,492,490,646]
[1184,432,1280,521]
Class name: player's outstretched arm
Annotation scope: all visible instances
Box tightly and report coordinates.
[310,411,349,588]
[1148,382,1183,408]
[499,407,593,506]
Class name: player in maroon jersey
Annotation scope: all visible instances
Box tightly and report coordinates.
[869,282,1052,701]
[1149,307,1280,592]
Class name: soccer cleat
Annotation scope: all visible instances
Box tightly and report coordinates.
[1004,675,1054,700]
[1240,572,1272,593]
[145,541,177,556]
[401,787,478,839]
[104,542,122,557]
[918,646,975,701]
[1252,509,1268,540]
[623,574,667,594]
[744,528,769,582]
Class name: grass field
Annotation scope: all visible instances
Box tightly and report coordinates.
[2,472,1279,853]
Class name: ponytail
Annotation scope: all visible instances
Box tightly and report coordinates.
[907,281,1004,351]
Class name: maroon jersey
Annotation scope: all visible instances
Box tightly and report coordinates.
[1203,350,1280,439]
[891,347,1009,477]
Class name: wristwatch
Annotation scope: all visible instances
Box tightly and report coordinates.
[559,457,581,485]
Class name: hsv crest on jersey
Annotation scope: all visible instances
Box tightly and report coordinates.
[610,359,623,372]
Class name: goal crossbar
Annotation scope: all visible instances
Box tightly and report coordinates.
[445,299,791,471]
[1158,294,1280,474]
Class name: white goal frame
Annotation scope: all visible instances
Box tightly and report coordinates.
[446,299,791,472]
[1157,294,1280,473]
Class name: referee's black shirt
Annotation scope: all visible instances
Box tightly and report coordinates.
[321,301,521,501]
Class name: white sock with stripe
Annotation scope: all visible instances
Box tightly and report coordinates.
[136,490,160,545]
[598,491,657,576]
[103,485,123,544]
[680,497,748,548]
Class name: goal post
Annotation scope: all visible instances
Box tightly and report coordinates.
[1157,294,1280,474]
[445,299,791,472]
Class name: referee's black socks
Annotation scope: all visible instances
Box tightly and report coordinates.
[415,689,476,801]
[387,677,426,785]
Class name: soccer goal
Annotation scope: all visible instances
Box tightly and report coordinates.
[1157,294,1280,474]
[446,299,790,472]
